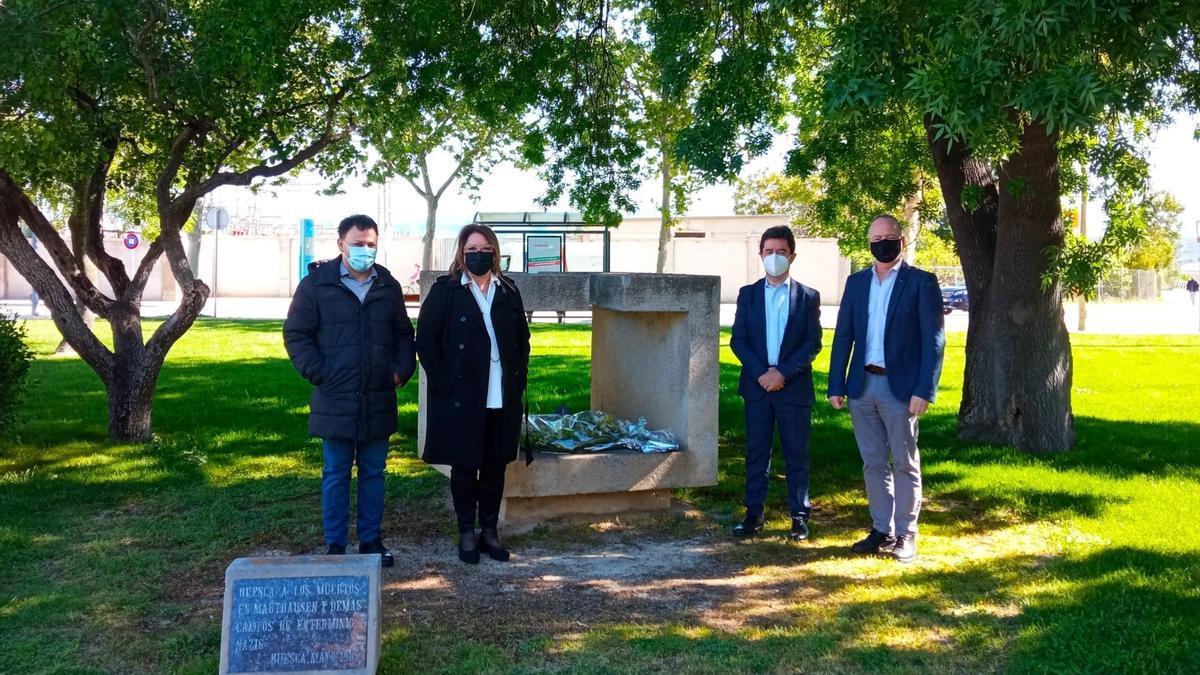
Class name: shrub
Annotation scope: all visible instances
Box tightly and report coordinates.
[0,312,34,434]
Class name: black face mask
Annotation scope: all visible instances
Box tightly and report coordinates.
[464,251,494,276]
[870,238,902,263]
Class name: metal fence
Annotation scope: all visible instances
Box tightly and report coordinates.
[926,266,967,287]
[1095,268,1160,301]
[924,265,1164,300]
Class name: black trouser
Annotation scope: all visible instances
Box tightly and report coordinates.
[743,394,813,521]
[450,409,507,533]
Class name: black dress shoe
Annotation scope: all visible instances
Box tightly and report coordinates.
[478,528,511,562]
[787,518,810,542]
[851,528,897,554]
[326,544,346,555]
[891,533,917,562]
[732,511,765,537]
[457,532,480,564]
[358,539,394,568]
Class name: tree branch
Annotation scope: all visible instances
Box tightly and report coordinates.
[174,69,364,206]
[435,131,492,200]
[79,137,131,296]
[127,238,165,303]
[212,134,246,173]
[0,170,115,316]
[144,277,208,366]
[401,175,427,198]
[155,203,200,292]
[180,128,348,203]
[156,126,199,216]
[0,183,115,376]
[418,152,435,200]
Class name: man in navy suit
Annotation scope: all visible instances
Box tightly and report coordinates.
[730,226,823,541]
[828,214,945,562]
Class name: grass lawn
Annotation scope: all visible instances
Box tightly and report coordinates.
[2,319,1199,674]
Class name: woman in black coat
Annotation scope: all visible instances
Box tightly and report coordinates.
[417,224,531,563]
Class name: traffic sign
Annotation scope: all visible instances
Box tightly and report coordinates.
[123,232,139,250]
[204,207,230,231]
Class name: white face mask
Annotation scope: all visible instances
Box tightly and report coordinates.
[762,253,790,277]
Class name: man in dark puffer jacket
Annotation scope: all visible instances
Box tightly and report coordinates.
[284,214,415,567]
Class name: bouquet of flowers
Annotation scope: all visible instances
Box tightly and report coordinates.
[523,410,679,454]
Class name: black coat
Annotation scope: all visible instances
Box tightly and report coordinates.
[283,259,416,442]
[416,274,530,469]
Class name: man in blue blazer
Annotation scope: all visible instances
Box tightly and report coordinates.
[730,226,823,541]
[828,214,945,562]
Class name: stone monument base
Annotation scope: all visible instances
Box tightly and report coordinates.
[443,447,697,530]
[501,489,671,532]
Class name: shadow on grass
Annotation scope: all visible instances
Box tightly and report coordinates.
[373,546,1200,672]
[5,320,1200,673]
[922,417,1200,482]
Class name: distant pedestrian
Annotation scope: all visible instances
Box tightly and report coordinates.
[1187,277,1198,305]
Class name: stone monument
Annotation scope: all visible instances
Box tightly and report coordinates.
[219,554,381,674]
[418,271,720,529]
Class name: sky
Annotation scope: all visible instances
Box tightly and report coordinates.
[207,113,1200,265]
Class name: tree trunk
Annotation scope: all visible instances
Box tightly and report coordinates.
[901,191,920,264]
[422,195,438,270]
[185,198,205,278]
[927,117,1074,451]
[926,119,1074,451]
[186,225,202,277]
[105,307,157,442]
[55,189,98,354]
[656,149,673,274]
[106,375,155,442]
[979,121,1074,450]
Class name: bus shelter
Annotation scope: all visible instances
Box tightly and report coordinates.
[472,211,611,273]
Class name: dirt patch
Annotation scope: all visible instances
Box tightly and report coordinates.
[377,531,824,642]
[166,510,851,653]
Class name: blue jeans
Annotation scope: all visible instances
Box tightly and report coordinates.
[321,437,389,547]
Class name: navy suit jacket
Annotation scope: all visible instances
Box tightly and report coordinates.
[730,278,823,405]
[828,262,946,403]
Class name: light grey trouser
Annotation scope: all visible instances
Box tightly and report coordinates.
[848,373,922,536]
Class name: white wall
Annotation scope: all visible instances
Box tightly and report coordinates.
[202,234,428,297]
[602,215,849,303]
[2,216,850,304]
[0,235,175,301]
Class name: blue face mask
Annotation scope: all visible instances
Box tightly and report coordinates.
[346,245,376,273]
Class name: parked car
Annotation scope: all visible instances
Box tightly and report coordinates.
[941,286,969,313]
